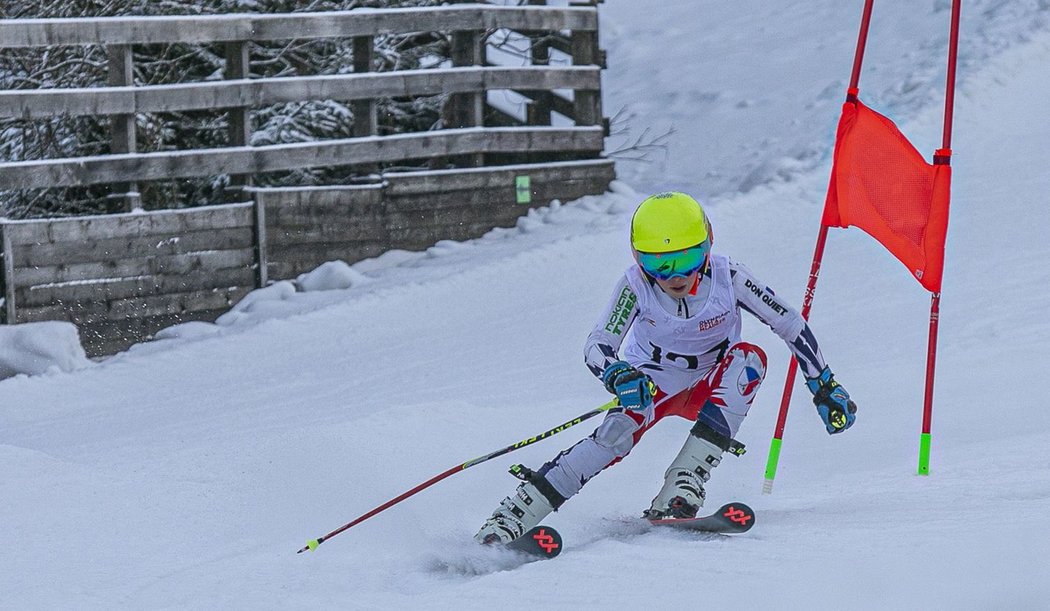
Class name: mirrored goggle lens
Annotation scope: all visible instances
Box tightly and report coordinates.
[637,242,710,280]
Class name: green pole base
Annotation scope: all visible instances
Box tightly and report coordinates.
[763,437,783,494]
[917,432,932,476]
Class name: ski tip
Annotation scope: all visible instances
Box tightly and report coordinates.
[648,502,756,534]
[762,478,774,494]
[507,525,563,559]
[716,502,756,532]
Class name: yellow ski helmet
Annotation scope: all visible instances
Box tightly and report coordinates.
[630,191,712,253]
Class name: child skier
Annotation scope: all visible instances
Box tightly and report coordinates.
[475,191,858,544]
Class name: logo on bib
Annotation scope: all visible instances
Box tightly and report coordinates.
[698,311,729,331]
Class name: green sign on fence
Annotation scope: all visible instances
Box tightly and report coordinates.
[515,175,532,204]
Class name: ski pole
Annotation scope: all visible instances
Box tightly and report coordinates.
[297,397,619,553]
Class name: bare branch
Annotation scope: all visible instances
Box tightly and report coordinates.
[604,106,675,163]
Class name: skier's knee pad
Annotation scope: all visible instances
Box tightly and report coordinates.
[723,342,767,401]
[727,342,767,377]
[732,341,767,362]
[593,412,639,457]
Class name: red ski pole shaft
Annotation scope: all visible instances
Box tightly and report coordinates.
[298,398,618,553]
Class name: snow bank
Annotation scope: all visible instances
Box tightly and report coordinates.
[0,322,93,381]
[295,260,371,292]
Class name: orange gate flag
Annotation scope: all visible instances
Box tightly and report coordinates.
[821,98,951,293]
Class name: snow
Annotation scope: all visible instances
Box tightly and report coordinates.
[0,321,93,380]
[601,0,1050,197]
[294,260,371,293]
[3,2,1050,609]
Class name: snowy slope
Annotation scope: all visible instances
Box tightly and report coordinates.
[3,3,1050,609]
[602,0,1050,197]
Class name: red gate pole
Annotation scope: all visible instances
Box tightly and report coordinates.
[762,0,875,494]
[919,0,961,476]
[848,0,876,92]
[763,225,830,493]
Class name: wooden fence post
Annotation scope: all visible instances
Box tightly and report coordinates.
[1,223,16,325]
[525,42,553,127]
[526,0,554,129]
[450,29,485,167]
[252,193,269,289]
[352,35,378,176]
[107,44,140,212]
[225,40,252,199]
[570,30,601,128]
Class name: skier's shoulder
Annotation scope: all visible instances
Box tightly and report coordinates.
[604,266,643,311]
[719,253,753,278]
[622,264,650,291]
[708,253,752,293]
[721,255,778,304]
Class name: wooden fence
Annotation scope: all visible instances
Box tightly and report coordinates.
[0,158,615,356]
[0,4,606,204]
[0,3,613,355]
[0,205,259,355]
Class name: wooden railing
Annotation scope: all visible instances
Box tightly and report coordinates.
[0,4,606,205]
[0,4,614,355]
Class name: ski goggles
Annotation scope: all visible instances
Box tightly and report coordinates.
[636,240,711,281]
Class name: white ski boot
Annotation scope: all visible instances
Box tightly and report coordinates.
[644,422,733,519]
[475,480,557,545]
